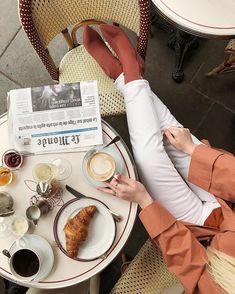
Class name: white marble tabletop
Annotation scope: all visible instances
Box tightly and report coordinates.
[152,0,235,38]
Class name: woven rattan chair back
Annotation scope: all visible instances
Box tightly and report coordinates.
[111,239,182,294]
[207,39,235,76]
[19,0,150,81]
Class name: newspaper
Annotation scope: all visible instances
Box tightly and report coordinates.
[7,81,103,154]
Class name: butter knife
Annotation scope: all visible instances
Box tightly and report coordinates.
[65,185,122,222]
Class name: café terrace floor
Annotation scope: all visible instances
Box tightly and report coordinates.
[0,0,235,293]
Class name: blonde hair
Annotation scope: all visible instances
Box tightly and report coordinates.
[206,247,235,294]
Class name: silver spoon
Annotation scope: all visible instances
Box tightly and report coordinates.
[103,136,120,149]
[89,136,121,157]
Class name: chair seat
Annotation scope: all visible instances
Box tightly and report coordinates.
[59,45,125,117]
[111,239,182,294]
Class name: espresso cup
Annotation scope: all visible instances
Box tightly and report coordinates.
[10,249,40,280]
[87,151,116,182]
[2,236,43,281]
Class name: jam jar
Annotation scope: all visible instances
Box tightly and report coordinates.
[2,149,23,170]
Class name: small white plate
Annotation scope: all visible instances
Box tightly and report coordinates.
[9,234,54,282]
[82,145,124,187]
[53,198,116,261]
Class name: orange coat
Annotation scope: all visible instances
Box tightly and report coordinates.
[139,144,235,294]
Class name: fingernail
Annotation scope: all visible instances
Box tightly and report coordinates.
[114,172,120,179]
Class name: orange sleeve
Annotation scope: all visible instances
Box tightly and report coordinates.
[139,201,216,293]
[189,144,235,202]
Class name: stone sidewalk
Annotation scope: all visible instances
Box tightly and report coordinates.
[0,1,234,293]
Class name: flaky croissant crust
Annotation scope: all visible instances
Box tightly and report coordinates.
[63,205,97,258]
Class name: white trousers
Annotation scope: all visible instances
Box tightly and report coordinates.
[115,75,220,225]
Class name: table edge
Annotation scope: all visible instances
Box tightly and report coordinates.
[153,3,235,39]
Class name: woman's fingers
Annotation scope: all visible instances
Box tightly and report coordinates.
[97,175,152,206]
[113,173,130,184]
[105,180,128,194]
[104,181,116,190]
[97,177,132,199]
[115,173,138,188]
[168,126,180,132]
[97,185,124,198]
[167,127,190,137]
[164,129,177,145]
[97,186,116,195]
[164,127,196,154]
[109,177,120,188]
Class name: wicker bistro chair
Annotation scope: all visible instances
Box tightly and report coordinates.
[111,239,184,294]
[19,0,150,116]
[207,39,235,76]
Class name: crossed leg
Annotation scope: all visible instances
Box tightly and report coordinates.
[116,75,218,204]
[115,75,220,225]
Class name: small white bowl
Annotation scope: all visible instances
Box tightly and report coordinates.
[11,216,29,236]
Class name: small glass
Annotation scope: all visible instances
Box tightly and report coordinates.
[51,158,72,181]
[10,216,29,236]
[0,217,12,238]
[33,158,71,183]
[33,163,57,183]
[0,166,13,187]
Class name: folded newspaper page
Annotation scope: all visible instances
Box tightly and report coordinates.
[7,81,103,154]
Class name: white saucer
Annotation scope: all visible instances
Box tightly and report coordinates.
[54,198,116,260]
[82,145,124,187]
[9,234,54,282]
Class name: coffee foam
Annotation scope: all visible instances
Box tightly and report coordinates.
[87,152,116,181]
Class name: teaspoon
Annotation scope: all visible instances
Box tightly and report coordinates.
[102,136,120,149]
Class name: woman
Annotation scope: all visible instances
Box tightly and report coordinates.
[83,24,235,293]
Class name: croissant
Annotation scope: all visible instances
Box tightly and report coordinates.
[63,205,97,258]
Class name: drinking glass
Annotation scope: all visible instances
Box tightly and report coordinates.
[33,159,72,183]
[33,163,57,183]
[51,158,72,181]
[0,217,12,238]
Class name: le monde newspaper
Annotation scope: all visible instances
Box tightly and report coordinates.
[7,81,103,154]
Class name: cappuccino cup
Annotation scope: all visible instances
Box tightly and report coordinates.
[87,151,116,182]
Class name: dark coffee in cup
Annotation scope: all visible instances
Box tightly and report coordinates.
[87,152,116,182]
[12,249,40,277]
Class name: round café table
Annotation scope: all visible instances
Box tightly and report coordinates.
[152,0,235,37]
[0,113,138,290]
[151,0,235,81]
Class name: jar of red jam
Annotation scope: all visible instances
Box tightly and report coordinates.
[2,149,23,170]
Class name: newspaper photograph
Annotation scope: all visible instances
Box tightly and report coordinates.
[8,81,103,154]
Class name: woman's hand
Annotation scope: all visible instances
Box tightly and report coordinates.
[97,173,153,209]
[164,127,197,155]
